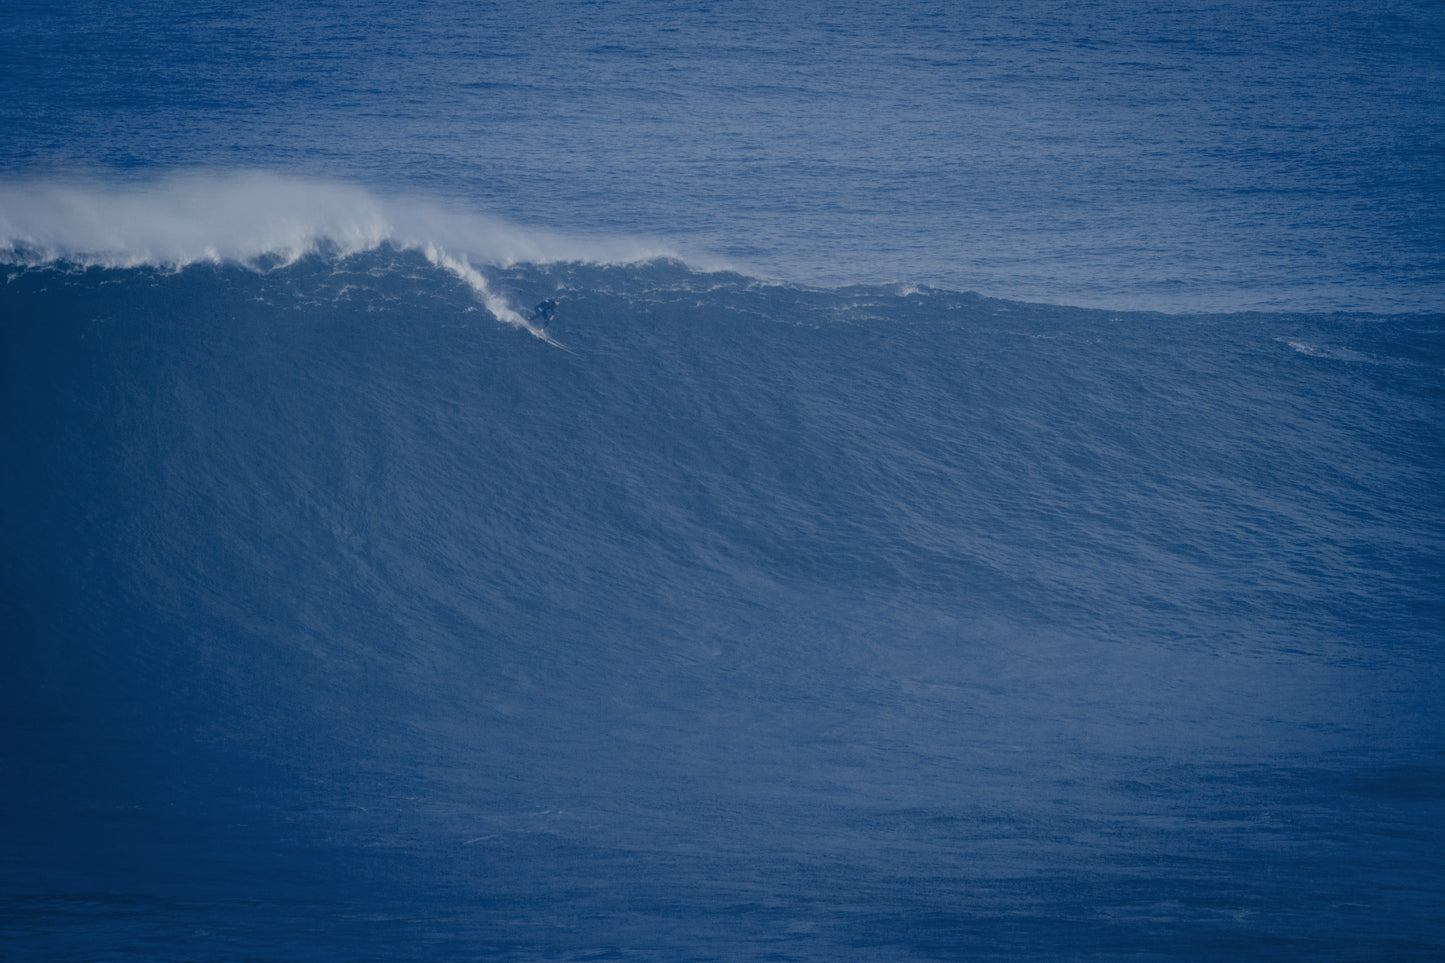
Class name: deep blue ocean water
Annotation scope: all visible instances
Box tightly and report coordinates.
[3,1,1443,960]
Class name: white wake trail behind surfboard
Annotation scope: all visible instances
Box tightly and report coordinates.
[422,245,576,353]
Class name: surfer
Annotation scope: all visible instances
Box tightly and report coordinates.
[531,298,560,328]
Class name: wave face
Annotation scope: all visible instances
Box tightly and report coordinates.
[3,248,1443,959]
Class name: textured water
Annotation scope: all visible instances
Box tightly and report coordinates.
[3,1,1443,960]
[4,0,1443,311]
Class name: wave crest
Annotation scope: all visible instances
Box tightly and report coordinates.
[0,170,679,325]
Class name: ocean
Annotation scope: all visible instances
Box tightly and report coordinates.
[3,1,1443,960]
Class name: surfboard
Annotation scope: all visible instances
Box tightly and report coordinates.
[523,320,576,354]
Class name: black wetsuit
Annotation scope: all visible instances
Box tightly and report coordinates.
[533,299,559,325]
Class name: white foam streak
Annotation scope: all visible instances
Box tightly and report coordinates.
[422,245,526,327]
[0,170,673,324]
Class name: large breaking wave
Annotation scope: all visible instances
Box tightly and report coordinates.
[3,176,1443,961]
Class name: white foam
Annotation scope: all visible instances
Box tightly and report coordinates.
[0,169,675,325]
[420,244,525,327]
[0,172,387,267]
[1278,337,1384,366]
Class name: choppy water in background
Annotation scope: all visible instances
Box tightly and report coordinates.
[2,1,1443,960]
